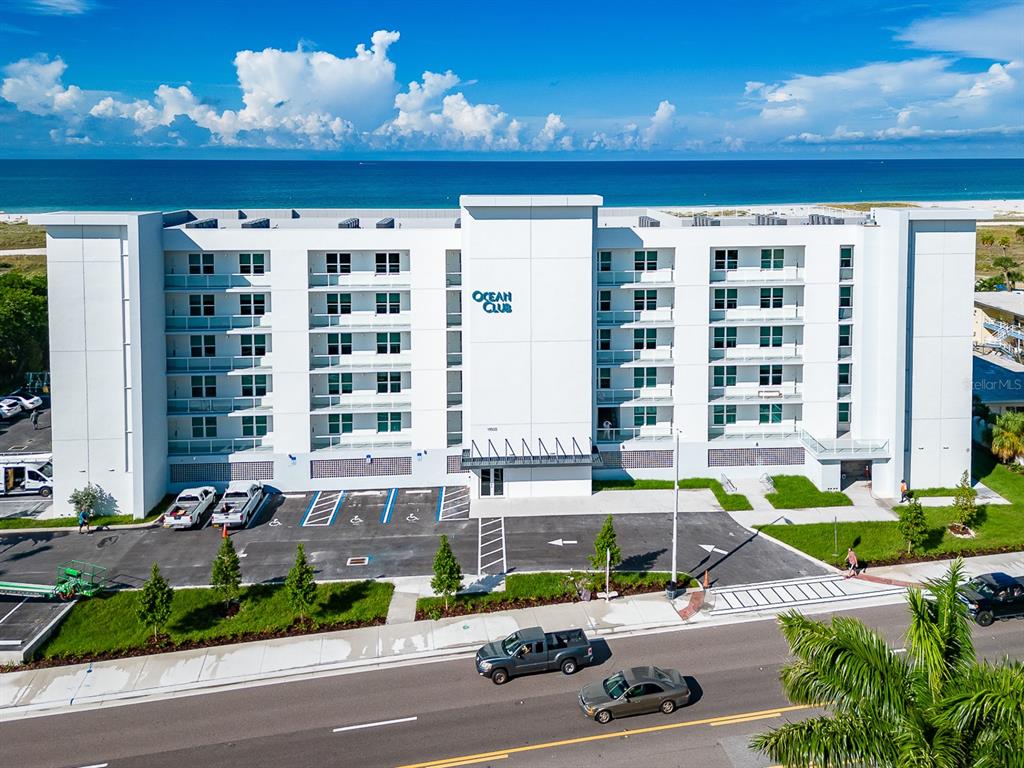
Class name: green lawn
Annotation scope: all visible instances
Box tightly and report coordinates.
[592,477,752,511]
[0,511,163,530]
[39,580,393,661]
[0,222,45,250]
[908,486,976,499]
[0,254,47,278]
[760,448,1024,567]
[593,478,674,491]
[765,475,853,509]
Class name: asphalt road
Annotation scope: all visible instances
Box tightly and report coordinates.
[0,490,823,589]
[3,604,1022,768]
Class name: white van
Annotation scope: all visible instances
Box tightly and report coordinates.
[0,453,53,497]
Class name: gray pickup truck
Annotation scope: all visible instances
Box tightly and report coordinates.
[475,626,594,685]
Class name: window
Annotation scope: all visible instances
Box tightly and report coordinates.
[759,365,783,386]
[598,368,611,389]
[713,288,737,310]
[760,287,783,309]
[638,683,665,696]
[328,373,352,395]
[598,329,612,351]
[633,406,657,427]
[190,335,215,357]
[327,333,352,356]
[838,363,852,385]
[239,253,265,275]
[839,286,852,308]
[377,332,401,354]
[242,415,268,437]
[713,249,738,270]
[633,367,656,388]
[189,294,215,316]
[840,246,853,269]
[375,252,400,274]
[240,334,267,357]
[241,374,267,397]
[239,294,266,316]
[839,324,853,347]
[712,365,736,387]
[838,402,851,424]
[188,253,214,275]
[480,467,504,497]
[634,290,657,311]
[634,250,657,271]
[326,253,351,274]
[191,416,217,438]
[377,411,402,432]
[377,372,401,393]
[598,289,612,312]
[633,328,657,350]
[712,405,736,425]
[713,327,737,349]
[328,413,353,434]
[191,375,216,398]
[598,251,612,272]
[327,293,352,315]
[760,248,784,270]
[376,292,400,314]
[759,326,783,348]
[759,403,783,424]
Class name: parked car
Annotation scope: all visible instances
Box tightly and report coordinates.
[476,627,594,685]
[0,453,53,497]
[211,481,264,528]
[959,572,1024,627]
[578,666,691,724]
[163,486,217,529]
[0,399,23,419]
[5,392,42,411]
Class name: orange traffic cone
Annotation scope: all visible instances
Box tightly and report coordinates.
[222,523,229,539]
[703,570,710,590]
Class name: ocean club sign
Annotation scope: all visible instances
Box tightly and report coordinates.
[472,290,513,314]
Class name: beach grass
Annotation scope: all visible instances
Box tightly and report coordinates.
[976,225,1024,277]
[0,222,45,250]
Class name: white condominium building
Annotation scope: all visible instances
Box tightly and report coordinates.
[32,197,978,517]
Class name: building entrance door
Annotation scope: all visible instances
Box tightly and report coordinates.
[480,468,504,497]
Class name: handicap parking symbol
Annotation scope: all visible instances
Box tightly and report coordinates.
[350,515,363,525]
[406,513,419,522]
[268,519,282,527]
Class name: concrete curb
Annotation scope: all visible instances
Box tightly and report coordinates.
[0,517,164,536]
[726,517,845,576]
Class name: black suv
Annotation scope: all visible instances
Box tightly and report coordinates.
[958,572,1024,627]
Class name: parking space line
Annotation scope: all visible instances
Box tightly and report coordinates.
[303,490,345,527]
[0,597,28,625]
[300,492,321,527]
[435,487,445,521]
[380,488,398,524]
[332,715,417,733]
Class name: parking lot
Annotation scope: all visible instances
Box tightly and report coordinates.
[0,595,71,663]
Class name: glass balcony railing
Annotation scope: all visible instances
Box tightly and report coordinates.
[167,396,270,414]
[311,434,412,450]
[308,272,411,289]
[595,386,673,404]
[596,269,674,286]
[309,393,412,411]
[309,352,411,370]
[166,314,271,331]
[710,266,804,283]
[309,312,410,329]
[708,384,801,403]
[166,355,270,373]
[594,426,672,443]
[596,348,674,365]
[168,437,271,455]
[708,345,803,362]
[595,308,674,327]
[709,306,804,323]
[164,273,270,289]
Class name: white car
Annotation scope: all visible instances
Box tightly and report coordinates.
[6,393,42,411]
[211,482,265,528]
[0,399,23,419]
[163,486,217,529]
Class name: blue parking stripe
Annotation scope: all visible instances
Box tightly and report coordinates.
[326,491,345,526]
[435,487,445,521]
[380,488,398,524]
[300,491,321,527]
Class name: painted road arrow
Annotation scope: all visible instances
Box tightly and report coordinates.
[548,538,578,547]
[699,544,729,555]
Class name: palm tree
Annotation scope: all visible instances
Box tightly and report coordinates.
[990,410,1024,463]
[1016,226,1024,243]
[980,233,995,247]
[751,560,1024,767]
[991,255,1016,288]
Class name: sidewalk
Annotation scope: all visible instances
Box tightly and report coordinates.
[727,477,898,527]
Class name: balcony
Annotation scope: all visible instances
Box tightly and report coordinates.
[707,428,800,443]
[448,391,463,407]
[596,348,674,366]
[595,308,674,328]
[596,269,674,287]
[447,312,462,328]
[595,386,673,405]
[167,396,272,415]
[837,384,852,398]
[838,345,853,359]
[838,307,853,320]
[309,352,412,371]
[446,274,462,287]
[594,426,672,444]
[311,434,412,451]
[310,393,412,413]
[799,430,889,459]
[446,352,463,367]
[709,306,804,325]
[710,267,804,285]
[168,437,271,455]
[839,267,854,281]
[165,314,272,332]
[164,273,271,290]
[308,272,411,289]
[447,432,463,448]
[708,384,802,403]
[709,345,803,363]
[166,355,271,373]
[309,312,411,330]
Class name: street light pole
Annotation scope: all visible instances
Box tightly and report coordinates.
[671,427,679,589]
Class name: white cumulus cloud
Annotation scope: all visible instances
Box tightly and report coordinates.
[1,55,86,116]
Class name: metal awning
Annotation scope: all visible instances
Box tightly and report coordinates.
[461,438,601,469]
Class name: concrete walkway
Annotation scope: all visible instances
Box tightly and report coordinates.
[0,247,44,257]
[471,488,721,517]
[726,478,899,527]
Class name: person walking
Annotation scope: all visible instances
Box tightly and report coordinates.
[77,509,90,534]
[900,479,909,503]
[30,409,39,430]
[845,547,859,578]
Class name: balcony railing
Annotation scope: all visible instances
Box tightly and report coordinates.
[596,308,674,327]
[596,348,674,365]
[447,392,463,407]
[446,352,463,367]
[596,269,674,286]
[311,434,412,450]
[707,428,800,442]
[167,396,271,415]
[309,312,410,329]
[308,272,410,289]
[798,430,889,458]
[594,426,673,443]
[839,267,854,281]
[447,312,462,327]
[168,437,271,455]
[710,306,804,323]
[837,384,852,398]
[709,345,803,363]
[309,352,411,370]
[708,385,801,403]
[838,307,853,320]
[838,345,853,359]
[447,432,463,448]
[710,267,804,284]
[446,274,462,287]
[166,355,270,373]
[166,314,271,331]
[164,273,270,290]
[595,386,673,405]
[310,393,412,411]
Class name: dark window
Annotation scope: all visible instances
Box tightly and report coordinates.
[713,327,737,349]
[633,329,656,350]
[240,334,267,357]
[376,292,401,314]
[188,253,214,275]
[189,294,215,316]
[713,288,737,310]
[598,289,612,312]
[377,332,401,354]
[759,365,782,386]
[840,246,853,269]
[239,294,266,316]
[760,287,783,309]
[634,250,657,271]
[328,293,352,315]
[713,249,738,270]
[375,252,400,274]
[326,253,351,274]
[239,253,265,275]
[241,374,267,397]
[598,251,612,272]
[839,325,853,347]
[598,329,612,351]
[377,372,401,393]
[191,375,216,398]
[190,335,215,357]
[327,333,352,356]
[634,290,657,311]
[191,416,217,438]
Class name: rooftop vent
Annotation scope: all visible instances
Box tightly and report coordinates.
[338,217,360,229]
[241,217,270,229]
[807,214,846,225]
[454,217,462,229]
[638,215,660,228]
[376,217,395,229]
[693,215,721,227]
[185,218,218,229]
[162,210,197,228]
[754,214,788,226]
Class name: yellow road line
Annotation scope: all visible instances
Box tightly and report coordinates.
[427,756,509,768]
[709,711,783,726]
[395,704,809,768]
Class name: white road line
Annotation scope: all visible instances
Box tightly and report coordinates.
[75,763,109,768]
[332,716,417,733]
[0,597,28,625]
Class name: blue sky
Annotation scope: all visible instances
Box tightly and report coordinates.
[0,0,1021,157]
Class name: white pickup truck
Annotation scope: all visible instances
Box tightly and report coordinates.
[163,486,216,529]
[211,482,264,528]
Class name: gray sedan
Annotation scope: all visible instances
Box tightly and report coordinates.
[578,666,691,724]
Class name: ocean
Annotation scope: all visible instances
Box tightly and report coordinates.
[0,158,1021,212]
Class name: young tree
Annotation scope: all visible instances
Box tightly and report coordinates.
[991,255,1018,289]
[68,483,103,521]
[952,470,979,530]
[136,562,174,641]
[998,235,1012,254]
[1016,226,1024,243]
[430,534,462,611]
[980,232,995,247]
[590,515,622,571]
[897,498,928,554]
[211,535,242,610]
[285,543,317,623]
